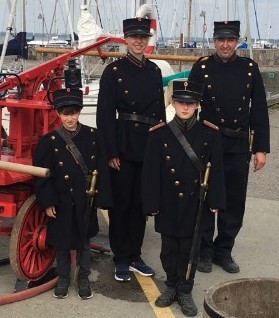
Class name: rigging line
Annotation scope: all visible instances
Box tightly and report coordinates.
[153,0,164,44]
[252,0,261,41]
[94,0,103,29]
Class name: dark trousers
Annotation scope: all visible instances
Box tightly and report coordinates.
[200,153,249,259]
[108,159,146,265]
[160,234,199,294]
[56,241,91,280]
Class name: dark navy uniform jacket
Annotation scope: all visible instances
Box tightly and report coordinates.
[188,54,270,154]
[97,54,166,162]
[33,124,112,250]
[142,119,226,238]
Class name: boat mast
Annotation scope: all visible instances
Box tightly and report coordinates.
[0,0,17,72]
[187,0,192,45]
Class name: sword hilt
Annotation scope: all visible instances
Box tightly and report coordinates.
[201,162,211,189]
[86,170,98,197]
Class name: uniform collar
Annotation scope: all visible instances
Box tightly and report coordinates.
[61,122,81,137]
[174,115,197,131]
[126,51,146,67]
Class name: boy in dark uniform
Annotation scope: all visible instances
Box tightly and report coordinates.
[142,80,226,317]
[188,21,270,274]
[97,17,166,281]
[33,88,112,299]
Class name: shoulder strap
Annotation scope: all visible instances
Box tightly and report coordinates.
[56,127,89,176]
[168,120,204,172]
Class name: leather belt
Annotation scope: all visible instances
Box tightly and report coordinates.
[118,113,160,126]
[220,127,249,139]
[203,120,248,139]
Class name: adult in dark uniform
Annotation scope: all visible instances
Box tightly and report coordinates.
[33,88,112,299]
[188,21,270,273]
[142,80,225,317]
[97,17,166,281]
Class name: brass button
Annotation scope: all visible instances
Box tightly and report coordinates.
[243,96,246,100]
[248,72,252,77]
[93,141,96,145]
[135,123,139,127]
[204,74,209,78]
[166,156,170,161]
[64,175,69,180]
[216,107,220,112]
[131,101,136,105]
[175,181,180,186]
[118,78,122,83]
[170,168,175,174]
[91,155,95,159]
[133,111,137,114]
[70,188,73,192]
[179,192,184,197]
[234,119,238,123]
[58,161,63,166]
[247,84,250,88]
[238,107,242,111]
[249,62,253,66]
[201,64,206,69]
[124,90,129,94]
[91,128,94,132]
[208,84,212,89]
[195,179,198,184]
[113,66,117,71]
[54,148,58,152]
[51,135,55,140]
[204,142,208,146]
[212,97,216,101]
[220,119,225,123]
[164,143,168,148]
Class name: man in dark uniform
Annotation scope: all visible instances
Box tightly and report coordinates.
[33,88,112,299]
[142,80,226,317]
[188,21,270,273]
[97,17,166,281]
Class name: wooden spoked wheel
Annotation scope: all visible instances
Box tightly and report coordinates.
[9,195,56,281]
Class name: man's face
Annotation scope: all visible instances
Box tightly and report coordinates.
[214,38,238,62]
[125,35,149,55]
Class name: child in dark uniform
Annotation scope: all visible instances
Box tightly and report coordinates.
[142,80,226,317]
[33,88,112,300]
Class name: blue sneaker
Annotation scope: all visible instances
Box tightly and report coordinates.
[115,263,131,282]
[129,259,155,276]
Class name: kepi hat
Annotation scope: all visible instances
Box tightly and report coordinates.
[213,20,240,39]
[52,88,83,110]
[123,17,152,37]
[172,80,203,103]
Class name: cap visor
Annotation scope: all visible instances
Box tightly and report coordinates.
[213,32,239,39]
[124,30,152,37]
[172,96,198,103]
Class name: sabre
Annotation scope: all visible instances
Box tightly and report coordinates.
[74,170,98,282]
[186,162,211,280]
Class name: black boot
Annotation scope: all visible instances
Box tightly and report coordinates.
[155,286,177,307]
[213,256,240,273]
[178,292,198,317]
[197,257,212,273]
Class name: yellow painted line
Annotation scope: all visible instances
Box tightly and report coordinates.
[100,209,176,318]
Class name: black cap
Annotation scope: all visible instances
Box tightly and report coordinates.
[172,80,203,103]
[52,88,83,109]
[123,18,152,37]
[213,20,240,39]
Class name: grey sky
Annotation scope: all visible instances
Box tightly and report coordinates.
[1,0,278,41]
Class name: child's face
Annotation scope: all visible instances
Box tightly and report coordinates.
[57,108,81,131]
[172,100,198,120]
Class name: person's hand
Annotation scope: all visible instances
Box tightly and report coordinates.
[253,152,266,172]
[109,157,121,170]
[45,206,56,218]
